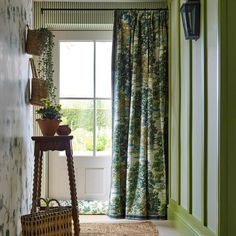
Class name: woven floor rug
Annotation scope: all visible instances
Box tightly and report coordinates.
[80,221,159,236]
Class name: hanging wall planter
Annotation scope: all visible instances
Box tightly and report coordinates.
[29,58,48,106]
[26,25,56,105]
[26,25,49,56]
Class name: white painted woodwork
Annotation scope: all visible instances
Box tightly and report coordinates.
[85,168,104,194]
[49,155,112,200]
[180,3,190,210]
[207,0,218,232]
[170,0,179,202]
[191,37,204,221]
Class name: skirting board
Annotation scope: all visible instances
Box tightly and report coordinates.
[168,199,215,236]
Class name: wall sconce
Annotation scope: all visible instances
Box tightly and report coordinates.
[180,0,200,40]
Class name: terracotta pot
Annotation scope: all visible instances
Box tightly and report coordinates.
[36,118,61,136]
[57,125,72,136]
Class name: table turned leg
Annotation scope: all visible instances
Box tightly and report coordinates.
[31,144,41,213]
[66,147,80,236]
[37,150,43,208]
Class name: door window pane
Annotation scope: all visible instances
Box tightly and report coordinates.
[60,99,94,156]
[60,42,94,98]
[96,100,112,156]
[95,42,112,98]
[59,40,112,158]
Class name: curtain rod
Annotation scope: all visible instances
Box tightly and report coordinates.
[41,8,168,14]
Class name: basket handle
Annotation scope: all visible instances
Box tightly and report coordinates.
[29,58,38,78]
[39,198,61,210]
[47,198,61,207]
[25,24,31,43]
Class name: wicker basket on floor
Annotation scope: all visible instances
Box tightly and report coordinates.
[21,198,72,236]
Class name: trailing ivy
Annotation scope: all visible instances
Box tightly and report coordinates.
[37,28,56,100]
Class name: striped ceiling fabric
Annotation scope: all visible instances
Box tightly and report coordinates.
[34,1,167,30]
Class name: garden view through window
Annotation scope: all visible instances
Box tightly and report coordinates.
[59,41,112,157]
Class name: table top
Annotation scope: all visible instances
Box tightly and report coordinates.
[32,136,73,142]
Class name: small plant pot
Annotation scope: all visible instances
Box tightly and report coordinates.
[57,125,72,136]
[36,118,61,136]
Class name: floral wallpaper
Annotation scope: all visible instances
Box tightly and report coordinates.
[0,0,33,235]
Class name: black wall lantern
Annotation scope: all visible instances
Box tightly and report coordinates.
[180,0,200,40]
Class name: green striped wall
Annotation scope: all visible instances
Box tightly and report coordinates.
[33,1,167,29]
[168,0,219,235]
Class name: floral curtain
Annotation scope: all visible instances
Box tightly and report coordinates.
[108,10,168,219]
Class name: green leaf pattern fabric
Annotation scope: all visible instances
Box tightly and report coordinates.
[55,200,109,215]
[108,10,168,219]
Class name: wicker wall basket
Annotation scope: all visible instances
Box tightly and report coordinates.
[30,78,48,106]
[26,25,48,56]
[29,58,48,106]
[21,199,72,236]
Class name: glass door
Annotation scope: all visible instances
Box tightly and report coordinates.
[49,31,112,201]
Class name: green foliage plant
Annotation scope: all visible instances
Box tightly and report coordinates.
[37,28,56,99]
[36,97,62,120]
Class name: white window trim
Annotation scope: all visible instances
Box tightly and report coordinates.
[53,30,113,158]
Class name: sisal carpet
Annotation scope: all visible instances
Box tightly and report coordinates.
[79,221,159,236]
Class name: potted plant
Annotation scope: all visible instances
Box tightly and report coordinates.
[36,97,62,136]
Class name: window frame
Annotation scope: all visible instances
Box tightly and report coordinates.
[53,31,113,158]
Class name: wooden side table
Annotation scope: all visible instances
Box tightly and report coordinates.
[31,136,80,236]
